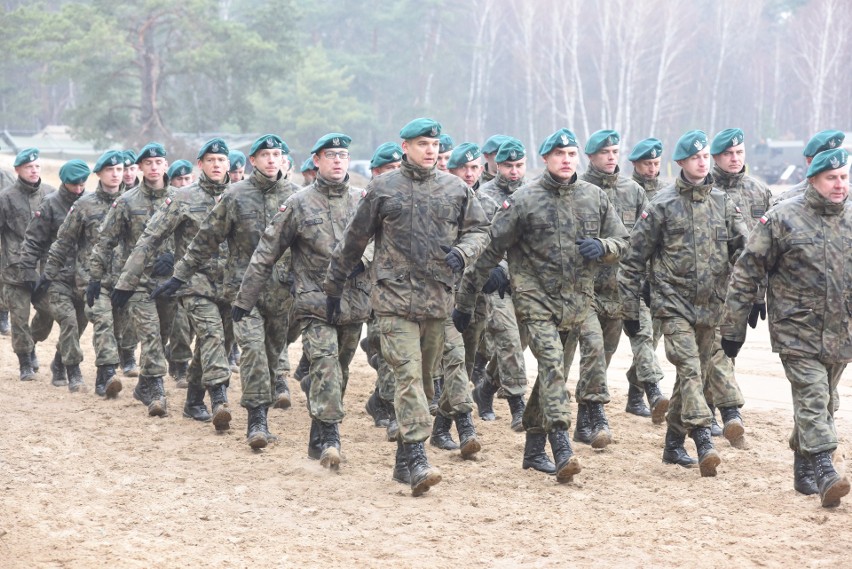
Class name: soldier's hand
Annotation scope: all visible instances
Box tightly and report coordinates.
[231,305,250,323]
[452,308,472,333]
[151,251,175,277]
[32,276,51,302]
[721,338,744,359]
[747,303,766,329]
[150,276,184,300]
[110,288,135,309]
[326,295,342,324]
[576,238,605,260]
[641,281,651,308]
[623,319,641,338]
[347,261,366,279]
[440,245,465,273]
[86,280,101,307]
[482,266,510,298]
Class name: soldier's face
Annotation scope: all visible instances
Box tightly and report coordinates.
[714,143,745,174]
[140,157,167,185]
[302,170,317,185]
[543,147,579,181]
[97,165,124,193]
[483,152,498,172]
[198,153,229,184]
[632,158,661,180]
[229,166,245,182]
[314,148,350,183]
[449,159,483,188]
[371,162,401,177]
[123,164,139,185]
[15,161,41,184]
[402,137,440,169]
[497,158,526,182]
[678,150,711,182]
[811,165,850,203]
[436,151,451,172]
[588,145,619,174]
[250,149,285,178]
[65,181,87,195]
[171,174,193,187]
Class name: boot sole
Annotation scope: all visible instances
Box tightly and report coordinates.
[123,368,139,378]
[522,459,557,475]
[460,437,481,459]
[510,420,525,433]
[555,456,582,483]
[794,480,819,496]
[51,380,69,387]
[821,477,851,508]
[273,395,291,410]
[650,398,669,425]
[248,434,268,449]
[625,406,651,418]
[591,430,612,449]
[68,384,87,393]
[20,374,37,382]
[699,451,721,477]
[148,401,167,417]
[723,420,745,446]
[212,407,232,431]
[320,448,341,470]
[411,469,442,497]
[105,378,123,398]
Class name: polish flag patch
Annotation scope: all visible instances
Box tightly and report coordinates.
[34,211,41,217]
[165,197,172,205]
[361,189,367,198]
[279,205,287,212]
[502,200,511,209]
[640,211,649,219]
[759,215,769,224]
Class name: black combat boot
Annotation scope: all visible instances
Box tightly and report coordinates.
[245,406,268,449]
[522,432,556,474]
[182,383,211,422]
[392,440,410,484]
[173,361,189,389]
[362,338,379,371]
[120,348,138,377]
[430,413,459,450]
[708,405,723,437]
[507,395,526,433]
[405,442,442,496]
[793,451,818,496]
[811,451,851,508]
[548,430,582,483]
[662,428,697,467]
[294,352,310,385]
[386,400,400,442]
[0,310,9,335]
[365,387,389,427]
[588,402,612,449]
[430,377,443,416]
[50,351,67,387]
[66,364,86,393]
[94,366,107,397]
[690,427,720,477]
[17,352,35,381]
[307,419,322,460]
[208,383,231,431]
[472,376,498,421]
[102,364,122,398]
[319,421,342,470]
[471,352,488,386]
[455,412,481,459]
[719,406,746,448]
[147,376,168,417]
[228,344,240,373]
[644,382,669,425]
[30,348,39,372]
[261,406,278,443]
[573,403,593,444]
[625,384,651,417]
[133,376,152,406]
[273,375,292,409]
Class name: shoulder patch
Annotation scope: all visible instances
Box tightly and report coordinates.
[34,210,41,217]
[361,189,367,198]
[112,201,118,208]
[640,211,649,219]
[735,206,741,213]
[759,215,769,225]
[165,197,172,206]
[279,205,287,212]
[502,199,511,210]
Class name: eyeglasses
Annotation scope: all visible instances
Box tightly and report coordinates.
[322,151,350,160]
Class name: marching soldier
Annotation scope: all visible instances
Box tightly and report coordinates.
[229,150,246,183]
[436,134,454,172]
[168,160,194,188]
[771,130,844,207]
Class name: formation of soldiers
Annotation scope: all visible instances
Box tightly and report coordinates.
[0,121,849,507]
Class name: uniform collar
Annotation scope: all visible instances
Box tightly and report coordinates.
[494,172,524,194]
[58,184,84,206]
[400,156,436,182]
[632,171,658,193]
[140,176,169,198]
[804,185,846,216]
[16,177,41,195]
[712,164,745,189]
[198,171,230,198]
[96,182,124,202]
[584,163,620,189]
[540,169,578,195]
[675,171,714,202]
[314,173,350,197]
[251,167,283,193]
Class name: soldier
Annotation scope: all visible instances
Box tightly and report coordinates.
[172,134,299,448]
[122,150,140,190]
[369,143,403,177]
[117,148,141,377]
[619,130,748,477]
[48,150,126,398]
[0,148,56,380]
[479,134,511,184]
[721,148,851,508]
[436,134,454,172]
[455,128,629,483]
[15,159,90,391]
[0,146,13,336]
[90,142,177,417]
[629,138,664,200]
[323,118,490,495]
[301,157,318,186]
[771,130,844,207]
[168,160,194,188]
[229,150,246,183]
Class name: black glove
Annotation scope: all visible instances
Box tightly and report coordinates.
[326,296,342,324]
[23,280,36,293]
[110,288,135,309]
[151,251,175,277]
[482,266,511,298]
[150,276,184,300]
[452,308,472,333]
[231,305,250,323]
[623,319,641,338]
[32,276,51,302]
[747,303,766,329]
[641,281,651,309]
[347,261,366,279]
[440,245,465,273]
[721,338,744,359]
[576,238,605,260]
[86,280,101,307]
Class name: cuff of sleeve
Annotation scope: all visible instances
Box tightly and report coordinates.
[173,260,192,282]
[622,300,640,321]
[719,322,747,343]
[456,292,477,314]
[454,244,474,266]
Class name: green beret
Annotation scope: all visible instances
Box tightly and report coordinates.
[137,142,167,163]
[197,138,229,160]
[399,118,441,140]
[710,128,745,155]
[167,160,193,179]
[672,130,709,161]
[13,147,39,167]
[447,143,482,169]
[122,149,138,167]
[93,150,125,173]
[538,128,578,156]
[228,150,246,170]
[584,130,620,154]
[628,138,663,162]
[310,133,351,155]
[249,134,289,156]
[439,134,454,153]
[806,148,849,178]
[482,135,511,154]
[59,159,91,184]
[495,139,525,163]
[300,157,318,173]
[804,129,845,157]
[370,142,403,169]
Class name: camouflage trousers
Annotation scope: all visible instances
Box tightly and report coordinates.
[705,327,745,408]
[575,310,616,403]
[782,356,845,455]
[169,304,193,364]
[3,282,54,355]
[377,315,444,443]
[84,291,120,366]
[366,317,396,402]
[625,302,665,388]
[300,317,361,423]
[660,316,715,434]
[461,292,490,378]
[522,319,577,433]
[125,291,175,377]
[48,284,88,366]
[114,303,138,353]
[433,317,474,418]
[180,295,230,388]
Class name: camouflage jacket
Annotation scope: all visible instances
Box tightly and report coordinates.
[236,174,370,325]
[632,172,661,202]
[479,165,496,185]
[457,170,629,329]
[582,165,647,317]
[173,168,299,304]
[324,157,491,321]
[89,177,173,292]
[479,172,525,211]
[45,183,125,291]
[722,186,852,362]
[619,172,748,327]
[116,172,229,300]
[770,179,806,208]
[0,177,56,285]
[713,165,771,231]
[0,168,15,190]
